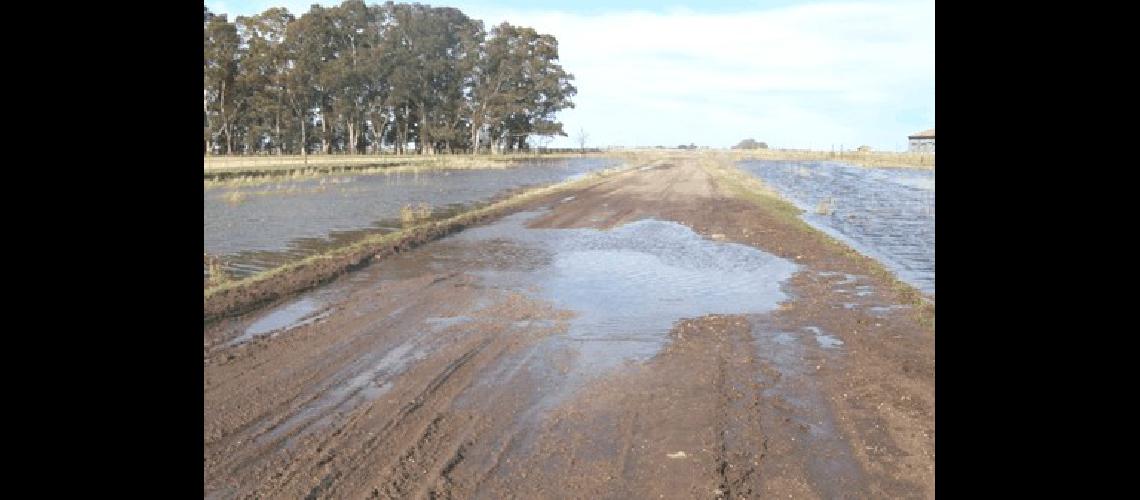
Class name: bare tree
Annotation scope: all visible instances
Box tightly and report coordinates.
[576,127,589,155]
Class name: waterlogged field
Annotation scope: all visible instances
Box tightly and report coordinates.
[738,160,935,296]
[204,157,618,279]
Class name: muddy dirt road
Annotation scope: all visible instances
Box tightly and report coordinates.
[204,158,934,498]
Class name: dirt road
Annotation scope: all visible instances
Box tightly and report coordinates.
[203,158,934,498]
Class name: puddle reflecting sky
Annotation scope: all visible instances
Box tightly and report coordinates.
[448,211,801,373]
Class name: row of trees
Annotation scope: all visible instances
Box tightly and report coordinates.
[204,1,577,156]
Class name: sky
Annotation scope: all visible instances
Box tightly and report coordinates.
[206,0,935,151]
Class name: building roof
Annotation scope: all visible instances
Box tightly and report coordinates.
[908,128,935,139]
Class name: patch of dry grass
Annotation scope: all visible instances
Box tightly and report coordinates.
[399,202,433,226]
[203,153,613,189]
[205,254,230,287]
[816,197,833,215]
[224,190,247,205]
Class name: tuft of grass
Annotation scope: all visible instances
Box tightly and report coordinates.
[399,202,435,226]
[224,190,247,205]
[816,197,833,215]
[205,254,231,287]
[400,204,417,226]
[401,205,419,226]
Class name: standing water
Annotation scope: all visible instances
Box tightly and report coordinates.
[204,157,618,279]
[737,160,935,295]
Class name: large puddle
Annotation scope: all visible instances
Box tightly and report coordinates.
[737,160,935,295]
[382,210,800,381]
[204,157,618,280]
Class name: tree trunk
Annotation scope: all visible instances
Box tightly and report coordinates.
[381,119,391,154]
[419,103,433,155]
[224,123,232,155]
[397,120,403,155]
[399,107,408,155]
[347,121,356,155]
[301,114,308,164]
[204,93,212,155]
[321,110,329,154]
[470,124,480,156]
[221,80,230,154]
[369,113,380,154]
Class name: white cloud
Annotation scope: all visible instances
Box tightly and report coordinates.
[459,0,934,150]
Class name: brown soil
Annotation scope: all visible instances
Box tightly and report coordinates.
[204,157,934,498]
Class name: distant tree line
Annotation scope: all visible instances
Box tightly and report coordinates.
[732,139,768,150]
[204,1,577,156]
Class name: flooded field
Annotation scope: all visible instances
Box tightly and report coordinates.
[737,160,935,296]
[204,157,618,279]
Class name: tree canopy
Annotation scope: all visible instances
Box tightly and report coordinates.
[203,1,576,155]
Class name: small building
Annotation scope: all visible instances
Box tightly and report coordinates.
[908,128,935,153]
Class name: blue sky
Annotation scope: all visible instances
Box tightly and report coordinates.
[207,1,935,151]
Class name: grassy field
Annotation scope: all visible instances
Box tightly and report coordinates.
[607,148,934,169]
[204,152,611,188]
[204,152,604,173]
[726,148,934,169]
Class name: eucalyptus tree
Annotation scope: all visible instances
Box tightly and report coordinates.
[317,1,372,153]
[505,27,576,151]
[283,5,338,156]
[206,2,577,156]
[204,14,242,154]
[236,8,294,154]
[468,23,575,154]
[379,2,480,154]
